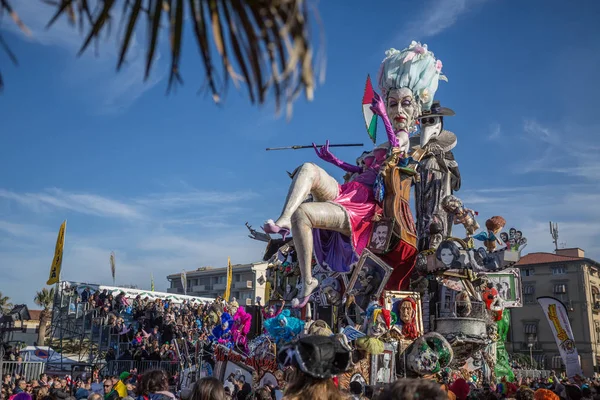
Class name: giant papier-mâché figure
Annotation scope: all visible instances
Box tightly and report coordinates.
[263,41,447,308]
[412,98,461,251]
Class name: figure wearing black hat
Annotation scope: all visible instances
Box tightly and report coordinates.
[410,100,461,252]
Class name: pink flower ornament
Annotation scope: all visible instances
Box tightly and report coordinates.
[436,59,443,73]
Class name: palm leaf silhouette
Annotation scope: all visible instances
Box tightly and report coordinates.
[0,0,321,115]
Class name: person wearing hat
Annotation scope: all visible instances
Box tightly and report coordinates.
[411,99,460,252]
[114,372,130,398]
[278,335,351,400]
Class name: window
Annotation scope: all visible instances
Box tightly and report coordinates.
[522,268,535,277]
[524,323,537,335]
[235,274,241,282]
[554,284,567,294]
[554,284,569,303]
[552,266,567,275]
[524,285,536,304]
[593,287,600,309]
[596,322,600,343]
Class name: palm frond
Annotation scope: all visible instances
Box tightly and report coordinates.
[0,0,31,91]
[1,0,321,115]
[34,287,55,310]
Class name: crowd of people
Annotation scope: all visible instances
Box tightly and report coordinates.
[4,367,600,400]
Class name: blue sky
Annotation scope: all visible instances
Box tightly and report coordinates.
[1,0,599,308]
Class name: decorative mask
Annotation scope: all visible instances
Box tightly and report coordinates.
[420,116,442,148]
[386,88,419,134]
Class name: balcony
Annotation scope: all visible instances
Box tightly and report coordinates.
[167,288,181,294]
[213,283,226,290]
[234,281,253,289]
[192,285,206,292]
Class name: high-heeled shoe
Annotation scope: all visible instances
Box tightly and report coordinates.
[291,278,319,308]
[262,219,290,240]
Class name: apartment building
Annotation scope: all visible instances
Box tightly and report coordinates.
[166,262,268,305]
[510,248,600,375]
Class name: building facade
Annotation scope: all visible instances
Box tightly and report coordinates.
[9,310,41,346]
[509,248,600,376]
[167,262,268,305]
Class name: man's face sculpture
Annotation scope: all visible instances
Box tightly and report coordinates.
[420,116,442,148]
[400,301,414,324]
[386,88,418,134]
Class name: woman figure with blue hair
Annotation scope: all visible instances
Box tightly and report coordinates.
[263,309,305,346]
[262,42,448,308]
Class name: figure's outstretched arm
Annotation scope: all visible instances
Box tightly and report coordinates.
[370,92,399,148]
[313,140,361,173]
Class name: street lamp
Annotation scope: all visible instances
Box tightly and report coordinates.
[527,334,536,368]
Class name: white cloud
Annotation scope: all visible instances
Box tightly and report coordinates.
[487,122,501,141]
[402,0,490,38]
[519,120,600,180]
[2,2,165,114]
[457,184,600,260]
[0,188,142,219]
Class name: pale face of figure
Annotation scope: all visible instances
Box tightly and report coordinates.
[386,88,418,134]
[373,225,389,248]
[440,248,454,266]
[400,301,413,324]
[420,116,443,148]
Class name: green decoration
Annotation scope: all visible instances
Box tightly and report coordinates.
[495,309,515,381]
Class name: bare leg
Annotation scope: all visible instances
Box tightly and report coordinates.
[290,202,351,307]
[273,163,340,229]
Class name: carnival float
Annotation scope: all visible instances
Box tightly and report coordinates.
[199,41,530,390]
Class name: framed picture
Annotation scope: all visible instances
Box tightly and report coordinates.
[370,342,397,385]
[484,268,522,308]
[346,250,393,311]
[383,291,423,338]
[320,275,343,306]
[368,218,394,254]
[220,360,254,386]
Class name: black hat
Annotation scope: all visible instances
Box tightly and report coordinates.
[418,100,455,119]
[277,335,351,379]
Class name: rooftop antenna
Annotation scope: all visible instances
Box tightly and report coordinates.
[549,221,559,252]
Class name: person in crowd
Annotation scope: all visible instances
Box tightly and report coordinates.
[135,370,174,400]
[189,377,225,400]
[88,393,103,400]
[103,378,120,400]
[51,380,69,400]
[375,379,448,400]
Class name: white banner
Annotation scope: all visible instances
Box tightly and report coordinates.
[537,296,582,377]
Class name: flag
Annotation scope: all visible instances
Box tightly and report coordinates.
[151,273,155,292]
[110,252,116,285]
[181,270,187,295]
[224,257,233,301]
[537,296,583,377]
[362,75,378,144]
[47,220,67,285]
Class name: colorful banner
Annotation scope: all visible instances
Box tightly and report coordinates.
[181,270,187,296]
[47,220,66,285]
[110,252,116,285]
[224,257,232,301]
[151,273,155,292]
[537,296,582,377]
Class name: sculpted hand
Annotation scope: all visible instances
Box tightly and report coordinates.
[313,140,362,174]
[313,140,338,164]
[370,92,387,117]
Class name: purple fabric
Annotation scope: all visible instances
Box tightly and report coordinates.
[313,229,358,272]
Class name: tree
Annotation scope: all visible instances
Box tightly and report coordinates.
[0,0,321,115]
[0,292,12,315]
[34,287,55,346]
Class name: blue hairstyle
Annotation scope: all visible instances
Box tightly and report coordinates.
[264,309,305,345]
[377,41,447,112]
